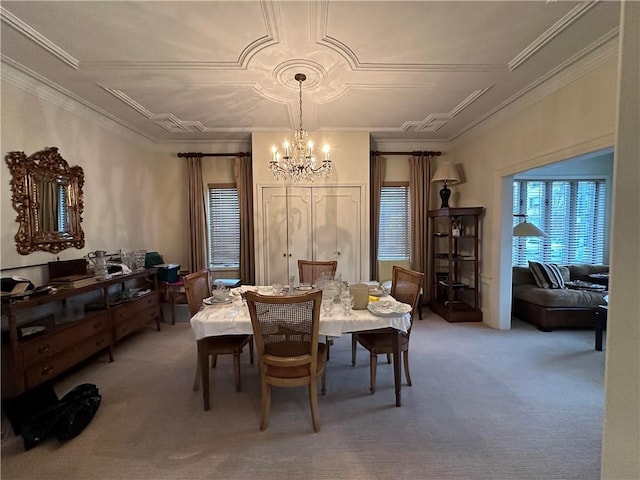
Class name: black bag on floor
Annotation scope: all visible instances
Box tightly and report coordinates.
[21,383,101,450]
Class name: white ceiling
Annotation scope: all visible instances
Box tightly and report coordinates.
[0,1,620,145]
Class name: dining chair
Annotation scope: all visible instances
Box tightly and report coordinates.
[184,270,253,407]
[297,259,338,360]
[245,290,327,433]
[297,259,338,285]
[351,265,424,394]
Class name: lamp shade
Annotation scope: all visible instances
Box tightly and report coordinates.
[513,221,548,237]
[431,162,461,184]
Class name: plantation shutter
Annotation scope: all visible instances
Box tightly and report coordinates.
[207,185,240,268]
[512,179,606,266]
[378,185,410,260]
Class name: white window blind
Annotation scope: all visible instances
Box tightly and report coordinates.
[207,185,240,268]
[378,185,411,260]
[513,179,606,266]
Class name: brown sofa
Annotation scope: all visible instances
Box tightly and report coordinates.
[512,264,608,331]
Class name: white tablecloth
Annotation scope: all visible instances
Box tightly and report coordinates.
[190,293,411,340]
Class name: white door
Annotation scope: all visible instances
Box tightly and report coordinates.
[261,187,312,285]
[312,186,362,283]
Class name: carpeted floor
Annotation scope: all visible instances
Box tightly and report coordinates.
[1,307,605,479]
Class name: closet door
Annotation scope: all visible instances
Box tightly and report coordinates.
[312,186,362,282]
[262,187,312,285]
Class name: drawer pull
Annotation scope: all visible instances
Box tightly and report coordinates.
[38,344,51,354]
[41,365,54,375]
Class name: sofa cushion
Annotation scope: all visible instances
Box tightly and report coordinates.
[568,264,609,282]
[512,284,606,308]
[528,261,566,289]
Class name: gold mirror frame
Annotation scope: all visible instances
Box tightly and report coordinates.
[5,147,85,255]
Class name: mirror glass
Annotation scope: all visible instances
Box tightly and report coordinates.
[5,147,85,254]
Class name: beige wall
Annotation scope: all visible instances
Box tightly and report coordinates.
[601,1,640,477]
[451,57,618,330]
[0,78,173,285]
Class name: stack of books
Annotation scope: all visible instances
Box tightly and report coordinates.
[49,273,98,289]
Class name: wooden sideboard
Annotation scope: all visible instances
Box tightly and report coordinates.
[1,269,161,399]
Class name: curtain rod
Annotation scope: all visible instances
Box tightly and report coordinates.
[177,152,251,158]
[371,150,441,156]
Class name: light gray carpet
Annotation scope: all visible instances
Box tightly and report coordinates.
[1,308,605,479]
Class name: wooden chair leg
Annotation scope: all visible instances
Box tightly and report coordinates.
[234,353,241,392]
[212,354,217,368]
[260,378,271,431]
[403,350,412,386]
[369,353,378,394]
[193,353,204,391]
[386,353,391,364]
[351,334,357,366]
[170,291,177,325]
[309,377,320,433]
[321,371,326,395]
[249,338,254,365]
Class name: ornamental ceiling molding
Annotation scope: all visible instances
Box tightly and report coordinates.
[452,31,619,143]
[0,7,79,70]
[1,60,154,145]
[508,1,599,71]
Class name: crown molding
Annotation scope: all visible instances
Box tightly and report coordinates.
[452,29,619,144]
[1,59,156,147]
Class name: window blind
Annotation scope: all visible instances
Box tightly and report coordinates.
[378,185,410,260]
[512,179,606,266]
[207,186,240,268]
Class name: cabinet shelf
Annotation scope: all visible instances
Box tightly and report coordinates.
[428,207,483,323]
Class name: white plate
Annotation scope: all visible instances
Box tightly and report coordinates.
[203,296,232,305]
[295,285,314,291]
[20,325,46,337]
[367,301,412,316]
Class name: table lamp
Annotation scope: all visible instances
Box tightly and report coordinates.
[431,162,461,208]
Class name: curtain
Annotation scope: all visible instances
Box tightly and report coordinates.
[409,154,433,300]
[187,156,208,273]
[370,152,385,281]
[234,155,255,285]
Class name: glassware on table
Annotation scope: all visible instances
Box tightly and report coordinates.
[340,292,354,316]
[322,289,334,315]
[288,275,295,294]
[271,282,283,295]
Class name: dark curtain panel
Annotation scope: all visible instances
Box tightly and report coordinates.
[409,154,433,300]
[370,152,385,281]
[187,156,208,273]
[234,155,255,285]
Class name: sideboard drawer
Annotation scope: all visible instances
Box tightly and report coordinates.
[114,305,160,341]
[24,330,112,390]
[21,312,110,368]
[112,292,159,323]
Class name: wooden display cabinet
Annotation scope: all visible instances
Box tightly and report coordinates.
[1,269,160,399]
[428,207,484,322]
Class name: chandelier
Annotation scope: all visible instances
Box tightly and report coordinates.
[269,73,332,182]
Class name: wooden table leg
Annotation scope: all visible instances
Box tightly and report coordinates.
[198,339,210,410]
[392,330,401,407]
[595,306,607,351]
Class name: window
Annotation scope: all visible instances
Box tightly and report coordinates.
[513,179,606,266]
[378,184,410,260]
[207,184,240,269]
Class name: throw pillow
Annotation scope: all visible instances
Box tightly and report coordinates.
[528,261,566,289]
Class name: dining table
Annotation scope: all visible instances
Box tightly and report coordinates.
[190,286,412,409]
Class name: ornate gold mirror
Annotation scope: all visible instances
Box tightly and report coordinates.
[5,147,85,255]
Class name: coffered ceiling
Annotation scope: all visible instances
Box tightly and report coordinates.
[0,1,620,144]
